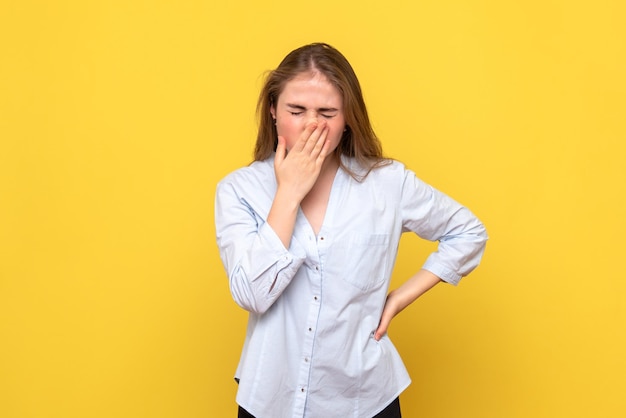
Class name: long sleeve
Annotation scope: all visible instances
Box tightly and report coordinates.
[215,173,306,314]
[400,169,488,285]
[217,158,487,418]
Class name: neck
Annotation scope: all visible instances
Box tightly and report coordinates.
[320,153,340,176]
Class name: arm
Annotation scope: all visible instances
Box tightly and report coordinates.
[374,168,488,339]
[374,269,441,340]
[267,120,330,247]
[215,180,306,314]
[215,121,330,314]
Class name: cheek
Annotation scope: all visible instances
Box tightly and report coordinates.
[276,120,297,136]
[328,131,344,150]
[328,122,346,144]
[276,120,301,149]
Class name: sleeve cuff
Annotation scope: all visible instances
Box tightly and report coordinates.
[258,221,306,269]
[422,257,462,286]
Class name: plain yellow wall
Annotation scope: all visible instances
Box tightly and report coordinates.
[1,1,625,417]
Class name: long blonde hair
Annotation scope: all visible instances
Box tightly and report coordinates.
[254,43,388,180]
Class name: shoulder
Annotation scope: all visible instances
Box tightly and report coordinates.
[340,158,415,200]
[341,156,404,175]
[354,158,411,183]
[217,156,275,190]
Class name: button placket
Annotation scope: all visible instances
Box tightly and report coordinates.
[294,235,323,412]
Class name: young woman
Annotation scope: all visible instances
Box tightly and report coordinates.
[215,43,487,418]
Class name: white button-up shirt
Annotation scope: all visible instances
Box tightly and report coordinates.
[215,155,487,418]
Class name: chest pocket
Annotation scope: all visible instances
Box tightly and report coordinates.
[329,233,391,291]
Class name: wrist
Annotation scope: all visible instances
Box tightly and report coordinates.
[273,188,302,211]
[385,290,404,318]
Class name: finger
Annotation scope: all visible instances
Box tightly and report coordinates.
[302,120,327,153]
[292,121,319,152]
[312,127,330,160]
[374,327,386,341]
[374,317,390,341]
[317,136,332,163]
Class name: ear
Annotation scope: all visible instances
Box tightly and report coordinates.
[270,105,276,120]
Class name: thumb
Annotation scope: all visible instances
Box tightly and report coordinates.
[374,311,392,341]
[275,135,286,165]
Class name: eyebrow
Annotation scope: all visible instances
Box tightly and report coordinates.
[286,103,339,112]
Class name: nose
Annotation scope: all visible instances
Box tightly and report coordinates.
[306,113,326,127]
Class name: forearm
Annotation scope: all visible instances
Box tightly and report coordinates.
[266,188,301,248]
[387,269,442,313]
[374,269,442,340]
[223,219,307,314]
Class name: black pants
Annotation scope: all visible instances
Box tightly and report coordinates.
[238,397,401,418]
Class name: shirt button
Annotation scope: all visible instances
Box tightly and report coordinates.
[315,266,319,271]
[313,296,318,301]
[308,327,312,331]
[301,388,305,393]
[320,236,324,241]
[304,357,309,362]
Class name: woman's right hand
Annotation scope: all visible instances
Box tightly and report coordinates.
[273,120,331,203]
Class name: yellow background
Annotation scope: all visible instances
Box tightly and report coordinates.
[1,0,624,417]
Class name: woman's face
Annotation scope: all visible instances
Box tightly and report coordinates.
[271,71,346,154]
